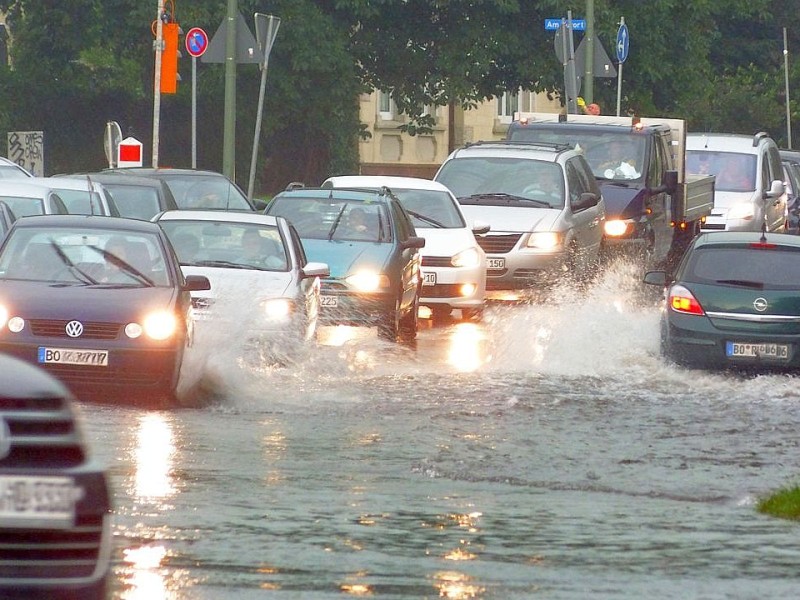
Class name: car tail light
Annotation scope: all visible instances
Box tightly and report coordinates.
[668,284,705,315]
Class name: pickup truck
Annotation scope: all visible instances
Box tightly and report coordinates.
[507,113,714,273]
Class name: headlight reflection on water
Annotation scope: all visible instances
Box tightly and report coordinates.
[446,323,487,372]
[434,571,485,598]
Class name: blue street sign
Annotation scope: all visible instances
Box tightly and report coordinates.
[616,23,630,63]
[185,27,209,58]
[545,18,586,31]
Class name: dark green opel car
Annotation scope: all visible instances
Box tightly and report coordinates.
[644,231,800,370]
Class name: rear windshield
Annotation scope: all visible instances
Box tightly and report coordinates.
[683,245,800,290]
[104,184,162,220]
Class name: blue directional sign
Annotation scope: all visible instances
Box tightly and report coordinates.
[545,18,586,31]
[616,23,630,63]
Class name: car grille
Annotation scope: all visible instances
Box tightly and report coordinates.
[0,396,85,468]
[421,256,453,267]
[29,320,121,340]
[701,223,726,230]
[0,515,106,581]
[476,234,522,254]
[41,363,171,388]
[421,284,465,298]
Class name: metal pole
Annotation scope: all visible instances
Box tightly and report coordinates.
[585,0,594,103]
[566,11,579,114]
[191,56,197,168]
[222,0,238,180]
[152,0,165,168]
[784,27,792,149]
[616,16,625,117]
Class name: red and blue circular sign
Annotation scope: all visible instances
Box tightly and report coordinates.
[185,27,209,58]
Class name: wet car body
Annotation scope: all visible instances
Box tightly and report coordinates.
[644,231,800,370]
[0,180,69,217]
[0,215,210,405]
[65,172,179,221]
[0,354,112,599]
[0,200,15,240]
[265,187,425,341]
[154,210,329,363]
[28,176,120,217]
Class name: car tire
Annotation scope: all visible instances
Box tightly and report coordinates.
[378,294,402,341]
[399,286,420,342]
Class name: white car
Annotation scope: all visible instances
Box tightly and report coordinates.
[27,176,119,216]
[0,180,70,216]
[154,210,329,363]
[0,156,33,179]
[322,175,488,321]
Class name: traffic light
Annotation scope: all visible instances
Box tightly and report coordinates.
[160,22,180,94]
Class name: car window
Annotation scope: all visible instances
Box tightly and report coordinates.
[686,151,756,192]
[104,184,162,220]
[268,196,392,242]
[765,146,783,190]
[0,196,46,216]
[683,245,800,290]
[392,189,466,229]
[52,190,106,215]
[164,175,252,211]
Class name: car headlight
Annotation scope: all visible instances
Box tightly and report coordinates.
[263,298,294,321]
[0,305,7,330]
[451,247,481,268]
[604,220,630,237]
[345,270,390,292]
[142,311,178,340]
[526,232,562,250]
[727,203,755,220]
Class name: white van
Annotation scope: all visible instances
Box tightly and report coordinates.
[686,132,787,233]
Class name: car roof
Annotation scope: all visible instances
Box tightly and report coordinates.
[27,176,108,192]
[324,175,452,192]
[687,132,775,153]
[65,172,168,188]
[10,214,163,233]
[446,140,574,163]
[109,167,229,177]
[0,180,61,196]
[275,187,395,203]
[156,209,281,226]
[692,230,800,249]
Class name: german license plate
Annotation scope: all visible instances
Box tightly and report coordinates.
[726,341,789,360]
[487,257,505,270]
[422,271,436,286]
[0,475,82,528]
[38,347,108,366]
[320,295,338,308]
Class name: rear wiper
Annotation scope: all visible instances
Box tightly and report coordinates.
[459,193,551,208]
[715,278,764,289]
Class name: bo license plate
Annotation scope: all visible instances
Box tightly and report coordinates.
[320,295,338,308]
[38,347,109,366]
[0,475,81,528]
[422,271,436,286]
[487,257,505,270]
[726,341,789,360]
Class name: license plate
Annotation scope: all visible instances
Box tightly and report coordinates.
[725,341,789,360]
[0,475,82,528]
[320,295,338,308]
[422,271,436,286]
[487,257,505,270]
[38,347,109,366]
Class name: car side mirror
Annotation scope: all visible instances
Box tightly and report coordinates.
[573,192,598,211]
[302,262,330,279]
[643,270,668,286]
[765,179,786,198]
[402,236,426,249]
[472,220,490,235]
[183,274,211,292]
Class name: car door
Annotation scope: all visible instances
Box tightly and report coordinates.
[764,145,788,231]
[288,223,319,330]
[565,158,603,268]
[390,201,420,311]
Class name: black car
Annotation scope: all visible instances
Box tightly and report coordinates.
[0,215,210,405]
[0,353,112,599]
[65,172,179,220]
[644,231,800,370]
[105,167,256,212]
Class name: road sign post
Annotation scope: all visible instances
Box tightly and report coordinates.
[616,17,629,116]
[185,27,209,168]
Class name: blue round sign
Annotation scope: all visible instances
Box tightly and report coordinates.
[185,27,209,58]
[616,23,630,63]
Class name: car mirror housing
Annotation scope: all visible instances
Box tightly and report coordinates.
[472,220,491,235]
[184,274,211,292]
[403,236,426,249]
[573,192,599,211]
[765,179,786,199]
[302,262,330,279]
[643,270,668,286]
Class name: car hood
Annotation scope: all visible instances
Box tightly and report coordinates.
[458,205,559,233]
[415,227,477,255]
[301,239,393,278]
[0,280,179,320]
[712,190,759,210]
[181,266,293,300]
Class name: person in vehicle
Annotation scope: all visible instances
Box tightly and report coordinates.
[715,156,754,191]
[235,228,285,269]
[598,141,639,179]
[340,207,377,240]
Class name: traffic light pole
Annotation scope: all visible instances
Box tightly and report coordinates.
[222,0,238,180]
[152,0,164,168]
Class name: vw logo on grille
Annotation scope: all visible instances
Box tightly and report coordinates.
[0,418,11,460]
[65,320,84,337]
[753,297,768,312]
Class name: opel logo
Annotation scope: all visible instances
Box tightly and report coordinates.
[0,418,11,461]
[753,297,768,312]
[65,320,84,337]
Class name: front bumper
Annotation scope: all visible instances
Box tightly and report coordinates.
[418,263,485,310]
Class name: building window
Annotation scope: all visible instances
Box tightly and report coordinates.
[497,91,519,123]
[378,91,394,121]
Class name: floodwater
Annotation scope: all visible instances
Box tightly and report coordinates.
[81,260,800,599]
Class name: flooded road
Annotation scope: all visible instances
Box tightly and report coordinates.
[82,262,800,598]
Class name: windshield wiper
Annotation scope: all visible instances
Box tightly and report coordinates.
[715,278,764,289]
[328,203,348,240]
[49,240,98,284]
[459,193,551,208]
[88,245,154,287]
[195,260,249,269]
[406,209,444,228]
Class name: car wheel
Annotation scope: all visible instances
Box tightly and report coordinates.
[430,306,452,325]
[399,287,420,342]
[378,294,401,341]
[461,307,484,321]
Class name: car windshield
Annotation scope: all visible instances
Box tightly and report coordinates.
[160,220,288,272]
[103,184,162,220]
[436,157,566,208]
[683,244,800,290]
[268,196,392,242]
[162,175,253,211]
[0,228,170,286]
[391,189,466,229]
[508,128,646,181]
[0,195,46,217]
[686,151,756,193]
